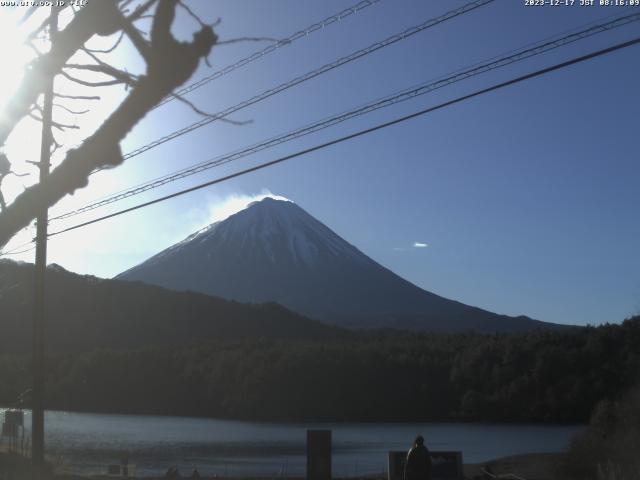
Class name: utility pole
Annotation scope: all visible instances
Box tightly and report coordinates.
[32,4,58,469]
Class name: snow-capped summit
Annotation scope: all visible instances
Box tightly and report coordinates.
[201,197,368,266]
[118,197,552,332]
[136,197,369,271]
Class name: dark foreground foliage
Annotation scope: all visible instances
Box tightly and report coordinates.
[1,317,639,422]
[559,386,640,479]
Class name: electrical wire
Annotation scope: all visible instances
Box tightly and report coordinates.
[154,0,384,109]
[117,0,495,162]
[47,35,640,238]
[0,238,36,257]
[50,9,640,222]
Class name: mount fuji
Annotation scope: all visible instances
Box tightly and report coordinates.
[117,197,554,332]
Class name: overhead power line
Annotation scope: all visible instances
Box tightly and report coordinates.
[50,10,640,222]
[118,0,495,162]
[4,246,36,256]
[155,0,384,109]
[47,36,640,238]
[0,238,36,257]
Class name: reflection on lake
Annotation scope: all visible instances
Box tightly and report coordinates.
[4,410,584,477]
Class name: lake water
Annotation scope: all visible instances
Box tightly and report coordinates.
[2,410,584,477]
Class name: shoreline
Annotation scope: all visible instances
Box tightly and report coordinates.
[3,451,567,480]
[464,452,564,479]
[0,405,587,427]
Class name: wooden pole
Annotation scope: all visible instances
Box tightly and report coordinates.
[32,4,58,469]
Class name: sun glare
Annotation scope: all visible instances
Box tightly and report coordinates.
[0,10,32,113]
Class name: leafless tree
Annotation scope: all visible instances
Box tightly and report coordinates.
[0,0,218,248]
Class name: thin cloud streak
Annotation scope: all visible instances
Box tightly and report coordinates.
[393,241,429,251]
[205,190,291,225]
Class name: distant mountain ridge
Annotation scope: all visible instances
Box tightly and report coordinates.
[0,259,345,353]
[118,197,557,333]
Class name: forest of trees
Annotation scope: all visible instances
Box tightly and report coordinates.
[1,315,638,423]
[561,384,640,479]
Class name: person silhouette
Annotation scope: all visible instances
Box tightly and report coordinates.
[404,435,432,480]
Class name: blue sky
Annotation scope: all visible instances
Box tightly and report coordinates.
[3,0,639,326]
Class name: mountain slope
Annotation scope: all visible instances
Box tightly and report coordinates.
[0,259,346,353]
[118,197,555,332]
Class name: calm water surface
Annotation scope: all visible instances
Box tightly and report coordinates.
[3,410,584,477]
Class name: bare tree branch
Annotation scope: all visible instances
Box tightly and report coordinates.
[60,70,125,88]
[178,0,210,28]
[121,17,152,62]
[28,111,80,132]
[129,0,158,22]
[19,5,39,25]
[64,63,138,87]
[84,31,125,54]
[0,153,28,212]
[53,104,90,115]
[170,93,252,126]
[25,12,53,42]
[26,40,44,58]
[118,0,159,62]
[50,132,63,155]
[0,0,125,147]
[54,93,101,101]
[0,0,217,247]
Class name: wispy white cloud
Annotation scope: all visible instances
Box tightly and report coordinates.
[41,190,292,277]
[204,190,291,225]
[413,242,429,248]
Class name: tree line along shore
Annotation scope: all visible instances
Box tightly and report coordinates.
[0,316,638,423]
